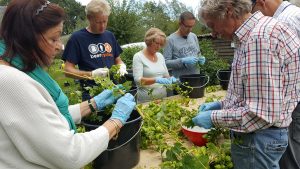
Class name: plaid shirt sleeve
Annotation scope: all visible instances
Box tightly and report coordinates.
[212,25,300,133]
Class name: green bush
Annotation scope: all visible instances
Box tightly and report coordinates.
[120,46,144,69]
[199,39,231,86]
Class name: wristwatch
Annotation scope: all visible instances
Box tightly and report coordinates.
[87,99,96,113]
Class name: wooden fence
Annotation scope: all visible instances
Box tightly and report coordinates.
[198,33,234,64]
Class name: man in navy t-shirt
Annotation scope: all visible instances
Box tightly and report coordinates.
[62,0,127,101]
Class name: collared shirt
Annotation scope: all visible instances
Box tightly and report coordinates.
[274,1,300,37]
[212,12,300,133]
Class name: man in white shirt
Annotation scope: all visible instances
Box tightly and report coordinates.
[251,0,300,168]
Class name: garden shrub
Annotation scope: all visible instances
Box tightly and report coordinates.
[199,39,231,86]
[120,46,144,69]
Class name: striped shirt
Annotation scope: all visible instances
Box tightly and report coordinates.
[212,12,300,133]
[274,1,300,37]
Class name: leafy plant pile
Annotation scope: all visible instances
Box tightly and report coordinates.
[139,98,196,150]
[161,142,232,169]
[138,95,233,169]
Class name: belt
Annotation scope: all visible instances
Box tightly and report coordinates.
[231,126,286,135]
[269,126,280,129]
[269,126,288,129]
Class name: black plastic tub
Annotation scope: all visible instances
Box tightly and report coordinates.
[123,69,136,87]
[112,69,136,87]
[125,69,134,83]
[128,86,137,97]
[81,110,142,169]
[179,74,209,98]
[216,69,231,90]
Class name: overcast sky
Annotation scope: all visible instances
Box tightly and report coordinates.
[75,0,201,11]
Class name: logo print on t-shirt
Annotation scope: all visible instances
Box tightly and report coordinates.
[104,43,112,53]
[88,43,113,59]
[97,43,106,53]
[88,43,111,55]
[88,44,99,54]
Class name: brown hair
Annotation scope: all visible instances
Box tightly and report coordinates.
[0,0,65,72]
[179,11,196,22]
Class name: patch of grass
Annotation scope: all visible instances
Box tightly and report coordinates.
[48,59,81,104]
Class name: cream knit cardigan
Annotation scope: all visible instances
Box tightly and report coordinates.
[0,65,109,169]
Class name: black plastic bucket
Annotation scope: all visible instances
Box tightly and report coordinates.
[81,110,142,169]
[179,74,209,98]
[124,69,136,87]
[125,69,134,82]
[216,69,231,90]
[113,69,136,87]
[128,86,137,97]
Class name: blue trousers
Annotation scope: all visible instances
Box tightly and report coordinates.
[231,127,288,169]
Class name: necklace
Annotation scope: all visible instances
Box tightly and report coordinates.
[151,56,155,61]
[144,49,156,61]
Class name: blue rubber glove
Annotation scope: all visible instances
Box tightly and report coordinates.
[168,76,178,84]
[155,77,172,84]
[113,84,125,90]
[110,93,136,124]
[94,90,116,110]
[113,84,126,93]
[192,110,213,129]
[181,56,199,65]
[198,56,206,65]
[199,101,221,112]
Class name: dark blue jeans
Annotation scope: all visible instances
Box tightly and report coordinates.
[280,103,300,169]
[231,127,288,169]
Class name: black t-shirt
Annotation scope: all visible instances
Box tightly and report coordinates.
[62,29,123,95]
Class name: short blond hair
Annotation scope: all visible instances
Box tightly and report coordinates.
[85,0,111,16]
[144,28,167,46]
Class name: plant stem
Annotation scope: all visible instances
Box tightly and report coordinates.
[56,69,93,80]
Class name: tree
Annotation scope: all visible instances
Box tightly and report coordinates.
[50,0,85,35]
[106,0,143,45]
[139,1,176,36]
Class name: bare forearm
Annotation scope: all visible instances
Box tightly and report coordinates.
[79,99,97,118]
[140,77,156,85]
[102,119,123,139]
[64,68,91,80]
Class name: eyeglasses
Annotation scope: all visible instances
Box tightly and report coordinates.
[181,21,194,29]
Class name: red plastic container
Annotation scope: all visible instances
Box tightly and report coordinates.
[182,126,209,146]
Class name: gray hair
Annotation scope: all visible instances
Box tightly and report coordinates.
[85,0,111,16]
[144,28,166,46]
[199,0,252,21]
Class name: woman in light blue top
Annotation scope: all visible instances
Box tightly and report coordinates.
[132,28,177,103]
